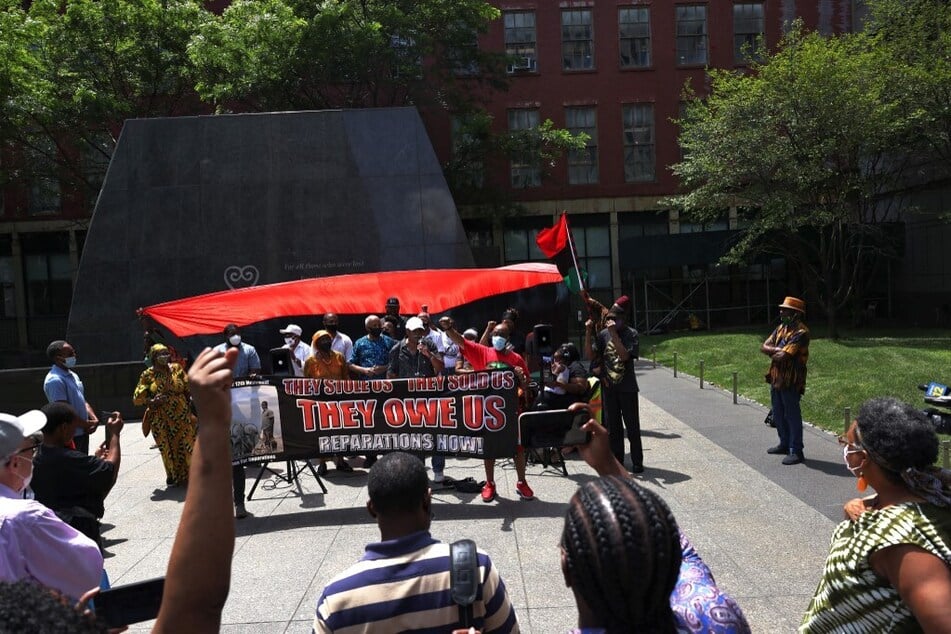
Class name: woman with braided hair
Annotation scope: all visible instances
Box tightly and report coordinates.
[565,402,752,634]
[561,475,681,633]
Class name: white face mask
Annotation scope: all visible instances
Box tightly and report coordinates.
[228,335,242,346]
[12,457,33,493]
[284,337,296,346]
[842,444,867,477]
[491,336,507,351]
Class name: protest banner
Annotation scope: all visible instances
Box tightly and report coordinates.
[229,371,519,466]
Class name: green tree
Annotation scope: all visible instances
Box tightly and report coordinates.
[0,0,209,203]
[864,0,951,169]
[667,26,915,337]
[188,0,507,112]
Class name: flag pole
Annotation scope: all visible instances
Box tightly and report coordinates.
[562,211,586,293]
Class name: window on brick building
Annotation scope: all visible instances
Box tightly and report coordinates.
[562,10,594,71]
[504,11,537,72]
[622,104,655,183]
[619,7,651,68]
[21,232,72,317]
[450,115,485,188]
[508,109,541,188]
[676,5,708,66]
[566,107,598,185]
[733,3,764,63]
[503,219,612,291]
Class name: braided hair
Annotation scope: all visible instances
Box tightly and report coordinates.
[561,476,681,633]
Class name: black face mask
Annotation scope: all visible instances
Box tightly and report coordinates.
[316,340,332,352]
[368,327,383,337]
[324,325,338,334]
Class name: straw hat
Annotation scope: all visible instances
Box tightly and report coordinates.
[778,296,806,314]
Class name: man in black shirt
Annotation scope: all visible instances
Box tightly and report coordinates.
[32,402,123,548]
[587,296,642,473]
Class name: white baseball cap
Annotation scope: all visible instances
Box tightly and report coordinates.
[0,410,46,459]
[279,324,303,337]
[405,317,425,332]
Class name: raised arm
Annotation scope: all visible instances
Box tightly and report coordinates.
[153,346,237,633]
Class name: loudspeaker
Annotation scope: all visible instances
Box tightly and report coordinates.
[533,324,553,356]
[269,348,293,377]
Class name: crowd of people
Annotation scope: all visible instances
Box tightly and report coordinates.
[0,293,948,633]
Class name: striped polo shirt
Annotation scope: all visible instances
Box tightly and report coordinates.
[314,530,518,633]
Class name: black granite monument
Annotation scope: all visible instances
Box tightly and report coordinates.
[68,108,474,362]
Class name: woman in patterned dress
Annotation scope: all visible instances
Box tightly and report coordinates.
[801,397,951,632]
[133,344,196,486]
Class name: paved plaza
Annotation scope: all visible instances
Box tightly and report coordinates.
[98,361,856,633]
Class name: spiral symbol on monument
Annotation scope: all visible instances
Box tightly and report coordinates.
[224,265,260,290]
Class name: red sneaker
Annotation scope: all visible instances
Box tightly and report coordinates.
[481,480,497,503]
[515,480,535,501]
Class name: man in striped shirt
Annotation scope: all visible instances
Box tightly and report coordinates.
[313,452,519,633]
[761,296,810,466]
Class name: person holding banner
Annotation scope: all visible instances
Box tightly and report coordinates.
[348,315,397,469]
[305,330,353,475]
[445,322,534,503]
[213,324,261,519]
[388,317,446,482]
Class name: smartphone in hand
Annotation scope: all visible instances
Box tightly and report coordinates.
[95,577,165,627]
[518,407,591,449]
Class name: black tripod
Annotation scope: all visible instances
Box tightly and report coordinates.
[246,458,327,500]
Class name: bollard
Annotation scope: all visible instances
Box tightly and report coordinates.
[673,352,678,377]
[732,372,738,404]
[944,440,950,470]
[699,360,705,388]
[844,407,851,429]
[652,345,656,369]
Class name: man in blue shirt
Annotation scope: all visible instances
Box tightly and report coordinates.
[348,315,396,468]
[43,341,99,454]
[213,324,261,518]
[212,324,261,378]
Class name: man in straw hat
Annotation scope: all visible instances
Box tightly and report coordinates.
[761,296,810,465]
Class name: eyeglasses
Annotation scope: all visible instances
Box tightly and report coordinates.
[836,434,862,448]
[16,443,40,459]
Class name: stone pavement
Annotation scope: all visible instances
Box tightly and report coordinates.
[97,361,857,633]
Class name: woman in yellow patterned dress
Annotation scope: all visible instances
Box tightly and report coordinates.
[133,344,196,486]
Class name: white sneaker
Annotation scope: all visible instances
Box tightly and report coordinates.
[433,471,445,483]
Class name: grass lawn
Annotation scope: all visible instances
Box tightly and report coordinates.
[640,326,951,435]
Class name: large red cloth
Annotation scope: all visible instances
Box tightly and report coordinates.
[141,263,562,337]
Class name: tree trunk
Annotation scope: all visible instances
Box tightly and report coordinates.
[826,303,838,340]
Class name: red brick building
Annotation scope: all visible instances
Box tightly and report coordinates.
[0,1,871,362]
[426,1,859,330]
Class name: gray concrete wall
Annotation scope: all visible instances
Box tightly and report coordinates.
[68,108,473,363]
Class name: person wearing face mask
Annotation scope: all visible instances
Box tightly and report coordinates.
[801,397,951,632]
[322,312,353,361]
[0,409,103,600]
[760,296,810,465]
[304,330,354,475]
[213,324,261,519]
[586,296,643,473]
[279,324,310,377]
[32,402,123,550]
[43,340,100,455]
[214,323,262,379]
[444,321,534,502]
[348,316,397,469]
[132,344,194,486]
